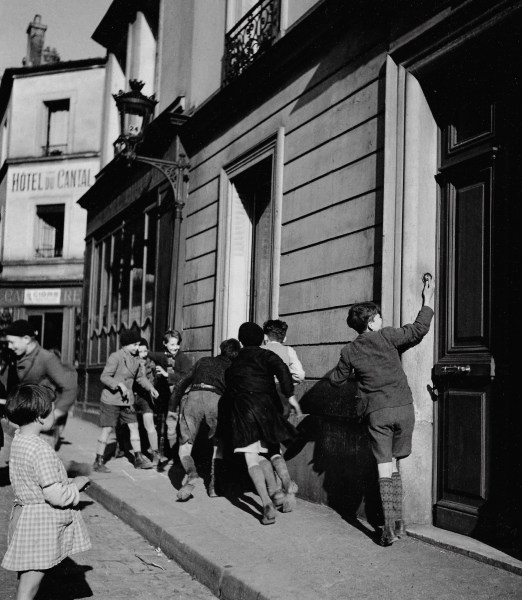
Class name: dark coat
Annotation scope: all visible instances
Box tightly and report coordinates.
[8,343,77,412]
[222,346,296,449]
[148,350,192,412]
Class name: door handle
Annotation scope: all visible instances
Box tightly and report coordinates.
[440,365,471,374]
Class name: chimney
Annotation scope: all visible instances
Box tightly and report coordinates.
[24,14,47,67]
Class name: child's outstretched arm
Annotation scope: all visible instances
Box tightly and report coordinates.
[384,276,435,349]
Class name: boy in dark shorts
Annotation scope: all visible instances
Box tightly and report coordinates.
[172,338,240,500]
[93,329,159,472]
[329,276,435,546]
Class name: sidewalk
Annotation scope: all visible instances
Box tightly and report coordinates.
[35,418,522,599]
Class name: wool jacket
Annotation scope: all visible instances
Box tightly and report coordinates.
[9,343,77,412]
[329,306,434,415]
[100,349,155,406]
[171,354,232,408]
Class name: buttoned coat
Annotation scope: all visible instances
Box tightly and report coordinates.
[100,349,155,406]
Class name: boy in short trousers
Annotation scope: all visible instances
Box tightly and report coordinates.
[329,277,435,545]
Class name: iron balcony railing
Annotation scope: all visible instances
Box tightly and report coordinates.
[41,143,68,157]
[224,0,280,84]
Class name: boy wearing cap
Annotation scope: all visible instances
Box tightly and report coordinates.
[5,319,77,449]
[93,329,159,472]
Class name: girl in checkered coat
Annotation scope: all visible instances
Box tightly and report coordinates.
[1,384,91,599]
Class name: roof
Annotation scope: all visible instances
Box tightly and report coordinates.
[0,57,106,121]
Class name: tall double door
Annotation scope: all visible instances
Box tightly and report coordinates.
[428,42,522,544]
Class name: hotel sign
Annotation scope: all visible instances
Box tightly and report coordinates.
[9,163,95,195]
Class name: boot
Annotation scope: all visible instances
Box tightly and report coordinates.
[379,477,398,546]
[93,454,110,473]
[134,452,153,469]
[114,444,125,459]
[177,455,199,500]
[151,450,160,468]
[392,471,406,537]
[271,455,298,512]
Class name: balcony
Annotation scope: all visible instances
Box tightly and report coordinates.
[41,143,68,157]
[224,0,280,84]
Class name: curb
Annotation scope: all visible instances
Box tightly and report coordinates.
[406,528,522,577]
[86,481,273,600]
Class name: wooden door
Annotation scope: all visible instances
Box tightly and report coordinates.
[431,54,522,543]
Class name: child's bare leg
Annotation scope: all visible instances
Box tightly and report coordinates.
[17,570,45,600]
[270,453,298,512]
[128,422,152,469]
[245,452,276,524]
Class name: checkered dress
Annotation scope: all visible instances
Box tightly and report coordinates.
[1,431,91,571]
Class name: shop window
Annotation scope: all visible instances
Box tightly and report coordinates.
[43,99,69,156]
[89,207,156,365]
[35,204,65,258]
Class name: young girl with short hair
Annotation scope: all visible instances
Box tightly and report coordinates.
[2,384,91,600]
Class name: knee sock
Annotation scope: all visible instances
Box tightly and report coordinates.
[270,454,295,493]
[180,455,198,478]
[379,477,395,527]
[259,456,280,496]
[392,471,403,523]
[130,431,141,455]
[248,465,272,506]
[146,429,158,452]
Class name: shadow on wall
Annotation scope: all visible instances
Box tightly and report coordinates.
[285,378,381,529]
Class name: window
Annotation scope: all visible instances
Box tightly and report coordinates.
[216,131,284,349]
[43,99,69,156]
[89,207,157,365]
[35,204,65,258]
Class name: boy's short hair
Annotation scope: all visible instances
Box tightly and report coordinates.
[220,338,240,360]
[139,338,149,348]
[6,384,54,426]
[163,329,182,344]
[263,319,288,343]
[347,302,381,334]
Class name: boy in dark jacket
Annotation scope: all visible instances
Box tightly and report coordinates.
[329,277,435,546]
[172,338,240,500]
[5,319,77,449]
[148,329,192,458]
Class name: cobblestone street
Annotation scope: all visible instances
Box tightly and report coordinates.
[0,474,217,600]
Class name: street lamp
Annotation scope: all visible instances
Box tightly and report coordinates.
[112,79,189,325]
[112,79,189,216]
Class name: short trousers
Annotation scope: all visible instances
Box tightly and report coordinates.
[367,403,415,464]
[134,395,154,415]
[179,389,220,445]
[99,402,137,428]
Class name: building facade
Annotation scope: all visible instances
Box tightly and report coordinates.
[0,16,106,365]
[77,0,522,549]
